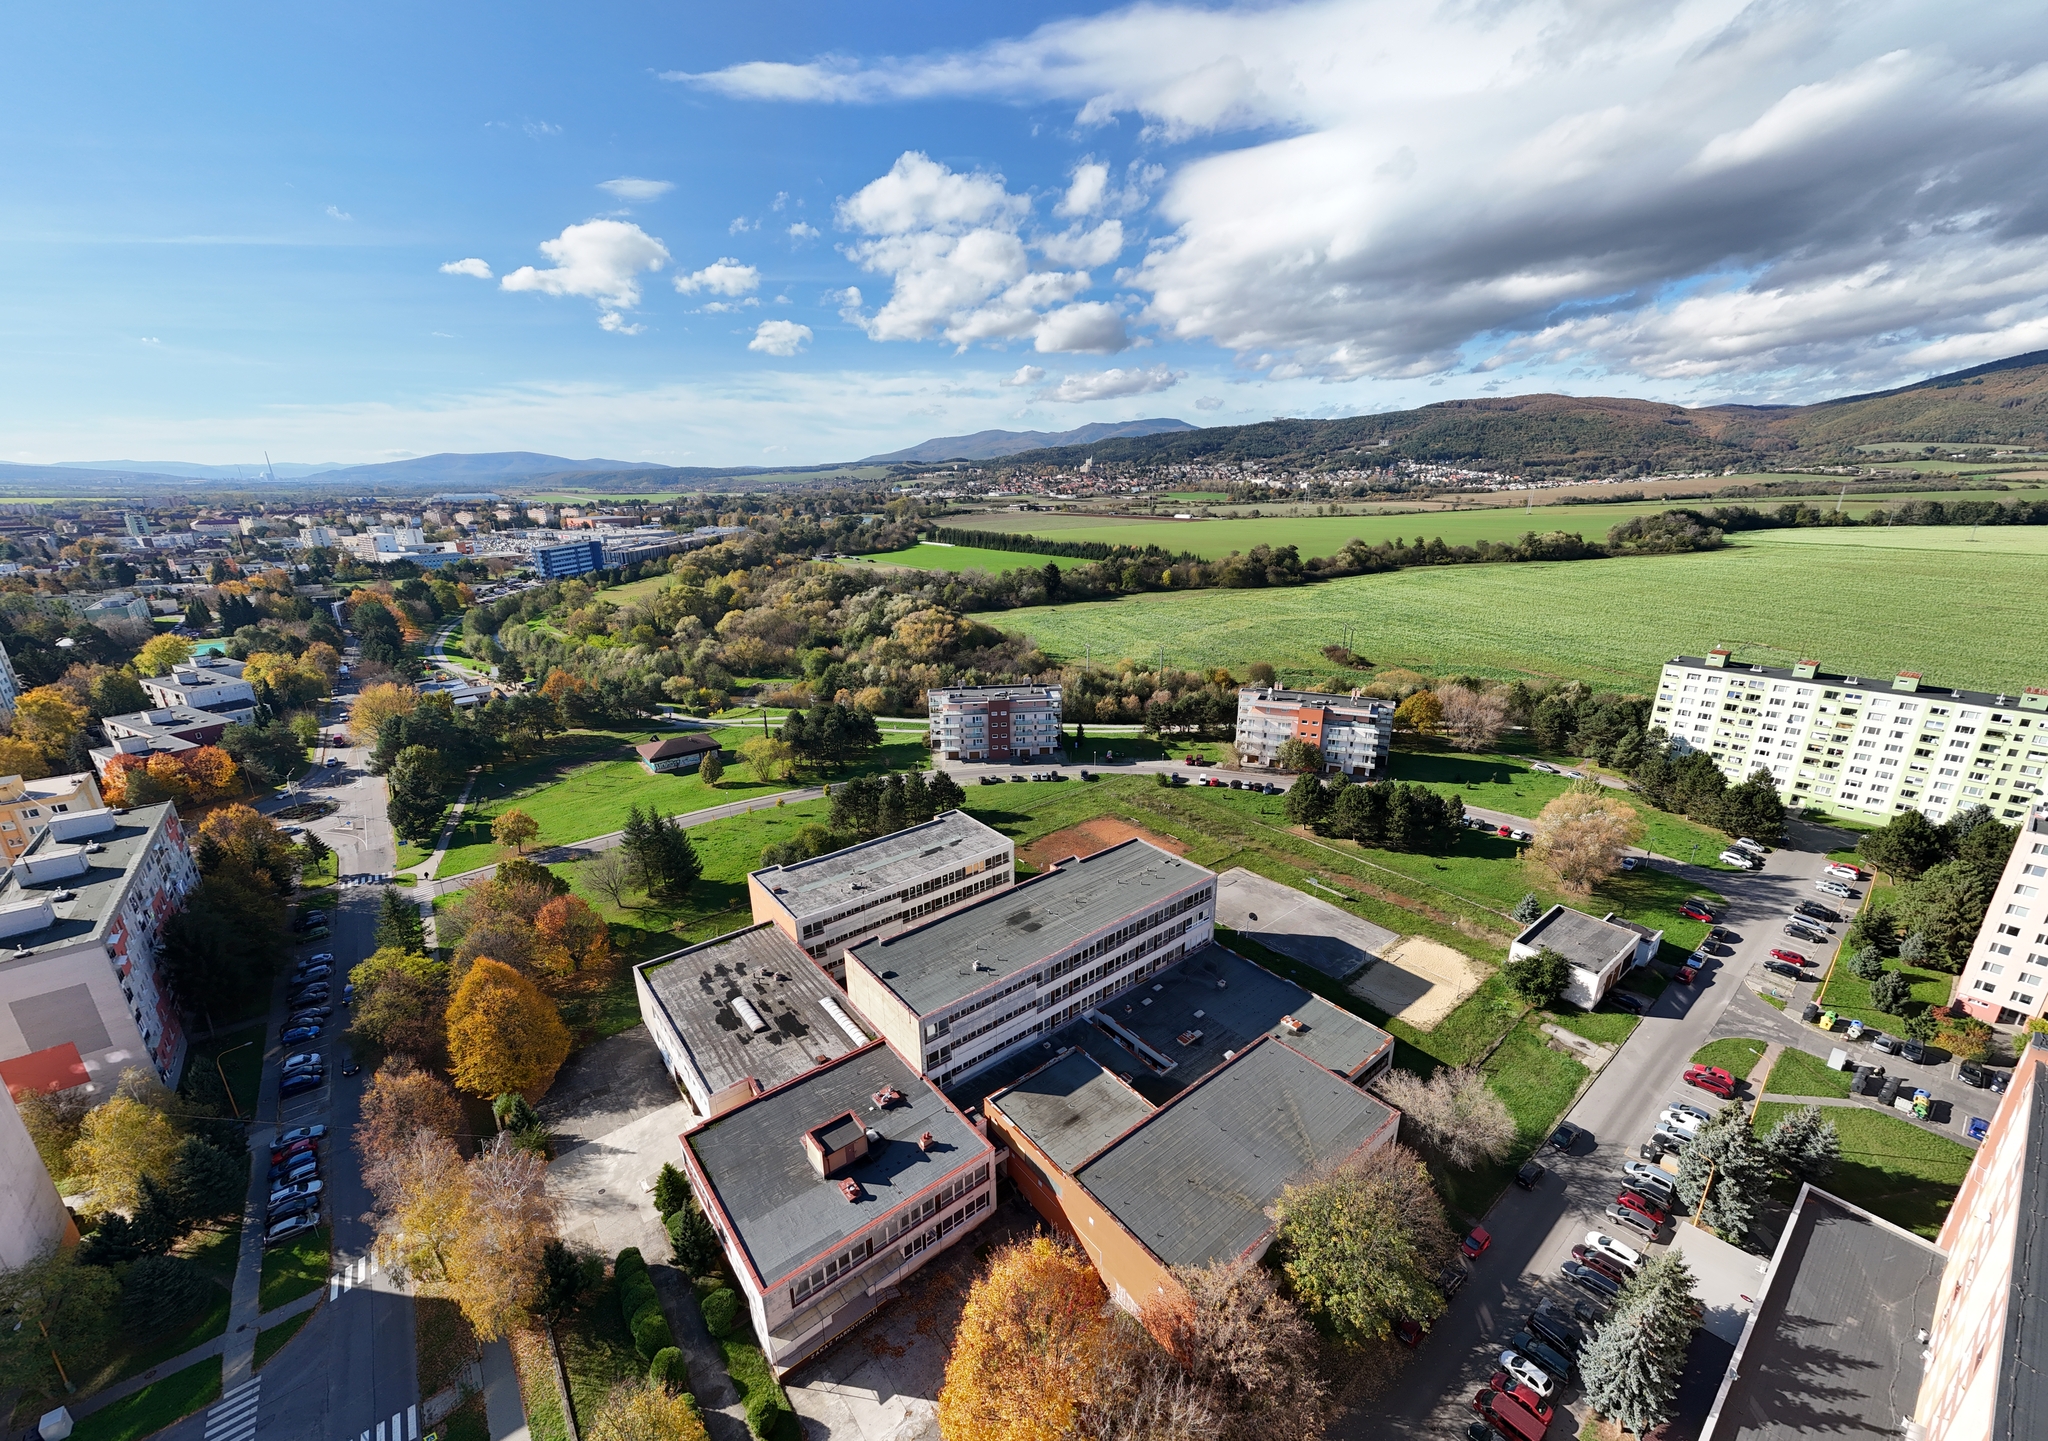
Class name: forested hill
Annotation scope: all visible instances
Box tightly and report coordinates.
[981,350,2048,479]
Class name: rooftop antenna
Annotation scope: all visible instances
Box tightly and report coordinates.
[265,451,277,484]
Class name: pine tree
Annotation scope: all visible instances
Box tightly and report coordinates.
[652,1162,690,1220]
[377,888,425,952]
[1675,1103,1771,1240]
[1762,1104,1840,1184]
[1581,1253,1697,1435]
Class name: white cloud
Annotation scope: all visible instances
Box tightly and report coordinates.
[837,151,1027,236]
[523,119,562,137]
[440,258,494,280]
[788,222,821,241]
[1038,219,1124,268]
[1047,363,1183,402]
[1194,395,1223,410]
[598,313,646,335]
[683,0,2048,395]
[748,320,814,356]
[675,257,761,297]
[598,177,674,201]
[1033,302,1129,353]
[325,205,352,221]
[500,220,670,330]
[1002,365,1046,386]
[730,216,758,233]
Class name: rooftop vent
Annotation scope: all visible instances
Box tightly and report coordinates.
[871,1085,905,1110]
[730,996,768,1033]
[0,896,55,940]
[919,1131,936,1151]
[838,1178,863,1202]
[802,1110,870,1179]
[49,808,116,841]
[1280,1015,1306,1034]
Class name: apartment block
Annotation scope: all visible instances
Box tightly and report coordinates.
[1654,651,2048,823]
[138,657,256,721]
[677,1041,996,1375]
[90,705,235,776]
[844,839,1215,1090]
[534,538,605,579]
[0,772,104,863]
[926,684,1063,762]
[749,811,1014,975]
[1956,802,2048,1025]
[0,639,18,724]
[1510,904,1663,1011]
[0,802,200,1089]
[1234,687,1394,778]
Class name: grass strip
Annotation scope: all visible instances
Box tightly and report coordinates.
[115,1284,231,1382]
[254,1310,314,1371]
[71,1358,222,1441]
[1763,1047,1854,1099]
[1691,1037,1768,1081]
[259,1226,331,1312]
[1544,1008,1641,1047]
[1752,1101,1972,1237]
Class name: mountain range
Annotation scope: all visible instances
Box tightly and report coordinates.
[858,418,1197,464]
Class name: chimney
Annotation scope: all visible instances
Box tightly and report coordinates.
[1705,648,1730,669]
[1792,659,1820,679]
[1279,1015,1306,1034]
[919,1131,936,1152]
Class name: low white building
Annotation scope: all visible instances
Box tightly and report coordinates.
[139,657,256,720]
[1510,904,1663,1011]
[927,684,1063,762]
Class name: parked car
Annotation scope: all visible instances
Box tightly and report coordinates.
[1529,1302,1588,1354]
[1563,1260,1623,1300]
[277,1124,326,1145]
[1899,1039,1930,1065]
[1463,1226,1492,1259]
[1674,964,1698,985]
[287,1007,330,1024]
[268,1195,319,1223]
[1498,1351,1557,1398]
[1570,1245,1631,1286]
[265,1213,320,1247]
[1991,1070,2012,1094]
[298,926,331,941]
[1641,1129,1688,1159]
[1508,1331,1575,1382]
[1622,1162,1675,1199]
[279,1072,322,1099]
[1785,924,1829,945]
[1825,862,1866,880]
[1958,1060,1990,1088]
[1794,901,1842,924]
[1718,849,1764,869]
[1816,880,1856,899]
[268,1178,323,1205]
[271,1138,316,1162]
[979,775,1002,785]
[283,1052,322,1071]
[1488,1372,1557,1427]
[1550,1122,1584,1153]
[280,1024,322,1045]
[296,911,328,929]
[1605,1202,1658,1239]
[1608,990,1649,1014]
[1770,948,1809,965]
[1967,1116,1991,1142]
[1472,1394,1546,1441]
[1617,1189,1669,1226]
[1685,1064,1737,1098]
[1763,959,1804,981]
[1515,1159,1546,1190]
[1679,901,1715,923]
[1657,1107,1704,1139]
[1871,1031,1902,1055]
[268,1155,318,1184]
[1733,838,1768,855]
[1585,1230,1645,1271]
[292,965,332,984]
[307,952,334,964]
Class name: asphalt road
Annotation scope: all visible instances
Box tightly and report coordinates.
[1367,837,1839,1441]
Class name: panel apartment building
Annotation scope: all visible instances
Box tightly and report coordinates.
[1955,801,2048,1025]
[1655,650,2048,823]
[1234,686,1394,778]
[926,684,1063,762]
[843,839,1215,1091]
[748,811,1014,976]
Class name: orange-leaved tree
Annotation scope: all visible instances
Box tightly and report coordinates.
[349,681,419,745]
[196,804,297,891]
[446,957,572,1099]
[1529,782,1644,894]
[937,1236,1118,1441]
[533,893,613,992]
[491,808,539,854]
[443,1144,555,1340]
[356,1060,466,1206]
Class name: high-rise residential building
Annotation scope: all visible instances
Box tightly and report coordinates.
[926,684,1063,762]
[0,771,104,863]
[1233,686,1395,778]
[1654,651,2048,823]
[0,638,18,724]
[123,511,150,537]
[0,1085,75,1267]
[1955,802,2048,1025]
[534,538,605,579]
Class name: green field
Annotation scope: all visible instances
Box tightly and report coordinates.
[1752,1101,1972,1237]
[841,541,1064,573]
[1742,526,2048,555]
[992,531,2047,691]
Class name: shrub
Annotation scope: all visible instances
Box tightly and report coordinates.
[121,1254,207,1332]
[631,1300,675,1361]
[666,1206,720,1278]
[652,1162,690,1220]
[648,1346,689,1395]
[700,1287,739,1338]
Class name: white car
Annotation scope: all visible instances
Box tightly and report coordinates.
[308,953,335,964]
[1658,1107,1705,1139]
[276,1124,326,1144]
[269,1178,324,1205]
[1499,1350,1557,1397]
[1669,1100,1714,1125]
[1825,862,1865,880]
[283,1052,322,1071]
[1733,837,1767,855]
[1718,849,1763,869]
[1816,880,1855,899]
[1584,1230,1646,1272]
[1529,762,1558,774]
[1621,1162,1676,1200]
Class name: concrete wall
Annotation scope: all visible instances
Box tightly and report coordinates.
[843,957,926,1072]
[0,1083,75,1267]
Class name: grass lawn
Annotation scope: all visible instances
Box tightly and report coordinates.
[433,724,804,878]
[182,1024,266,1117]
[1692,1037,1769,1081]
[1461,1019,1591,1221]
[693,1277,797,1441]
[509,1328,569,1441]
[71,1358,221,1441]
[992,535,2048,692]
[1546,1007,1642,1047]
[1752,1101,1973,1237]
[555,1266,647,1426]
[254,1310,314,1370]
[259,1226,331,1312]
[1817,956,1955,1037]
[841,541,1067,573]
[1763,1047,1854,1099]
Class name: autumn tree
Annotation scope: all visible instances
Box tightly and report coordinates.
[1392,689,1443,736]
[134,633,194,677]
[585,1379,711,1441]
[0,735,48,780]
[738,735,794,782]
[446,957,573,1099]
[356,1061,466,1203]
[697,751,723,787]
[1273,739,1323,774]
[386,1130,472,1281]
[443,1143,556,1341]
[534,893,614,993]
[196,804,299,892]
[350,681,420,745]
[493,808,540,854]
[1274,1143,1455,1343]
[1375,1065,1516,1172]
[1530,783,1643,893]
[1129,1261,1326,1441]
[67,1092,182,1215]
[585,849,634,909]
[349,949,453,1061]
[1438,686,1509,752]
[13,686,89,768]
[937,1236,1117,1441]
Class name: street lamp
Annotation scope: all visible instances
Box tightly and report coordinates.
[215,1040,255,1120]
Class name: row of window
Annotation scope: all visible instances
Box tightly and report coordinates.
[786,1165,993,1306]
[800,862,1009,943]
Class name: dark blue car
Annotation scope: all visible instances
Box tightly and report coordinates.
[281,1024,321,1045]
[279,1072,322,1099]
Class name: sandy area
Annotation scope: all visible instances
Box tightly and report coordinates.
[1347,935,1486,1030]
[1020,816,1190,870]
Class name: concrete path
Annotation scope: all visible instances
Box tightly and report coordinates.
[480,1341,529,1441]
[59,1286,325,1422]
[220,961,294,1388]
[413,770,480,880]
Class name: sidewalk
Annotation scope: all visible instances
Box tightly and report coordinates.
[219,965,293,1389]
[412,769,481,881]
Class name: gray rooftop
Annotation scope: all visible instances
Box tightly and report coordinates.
[1516,905,1638,970]
[1672,654,2043,711]
[1074,1036,1395,1269]
[686,1043,991,1287]
[927,684,1059,701]
[850,839,1211,1017]
[1707,1190,1943,1441]
[752,811,1010,921]
[638,925,872,1098]
[0,804,177,958]
[1237,686,1390,713]
[987,1048,1155,1172]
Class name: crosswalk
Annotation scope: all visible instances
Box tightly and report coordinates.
[358,1406,419,1441]
[204,1377,260,1441]
[338,873,392,886]
[329,1251,378,1300]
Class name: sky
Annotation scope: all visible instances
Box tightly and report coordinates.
[5,0,2048,468]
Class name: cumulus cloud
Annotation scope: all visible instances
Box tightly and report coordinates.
[1047,363,1183,402]
[326,205,352,221]
[788,221,821,241]
[1038,220,1124,268]
[500,219,670,330]
[675,258,761,297]
[1195,395,1223,410]
[730,216,758,233]
[441,258,494,280]
[680,0,2048,394]
[835,151,1127,354]
[1002,364,1046,386]
[599,177,674,201]
[1033,302,1128,353]
[748,320,813,356]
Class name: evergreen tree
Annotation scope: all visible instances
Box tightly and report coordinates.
[1870,969,1913,1014]
[1846,946,1885,981]
[1581,1253,1698,1436]
[1898,930,1930,965]
[1716,767,1787,843]
[1675,1102,1771,1240]
[1511,893,1543,925]
[164,1136,246,1226]
[878,773,907,835]
[1858,809,1948,879]
[377,888,425,952]
[184,597,214,631]
[925,769,966,814]
[1761,1104,1840,1184]
[1284,773,1328,826]
[652,1162,690,1219]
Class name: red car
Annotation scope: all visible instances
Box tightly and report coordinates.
[1571,1244,1631,1285]
[1770,948,1809,966]
[1679,903,1714,923]
[1498,825,1514,837]
[269,1137,317,1163]
[1685,1064,1737,1098]
[1675,965,1697,985]
[1396,1316,1430,1347]
[1464,1225,1492,1259]
[1618,1189,1669,1226]
[1488,1373,1557,1427]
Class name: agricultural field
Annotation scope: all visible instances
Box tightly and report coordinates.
[993,531,2047,692]
[1740,525,2048,556]
[839,540,1065,572]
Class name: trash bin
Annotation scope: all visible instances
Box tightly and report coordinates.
[40,1408,73,1441]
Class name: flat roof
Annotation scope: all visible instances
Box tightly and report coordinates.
[927,684,1059,700]
[0,804,175,958]
[1516,905,1638,970]
[637,925,872,1099]
[101,705,228,733]
[1671,655,2041,711]
[1074,1036,1394,1269]
[752,811,1009,921]
[1709,1188,1943,1441]
[1237,686,1390,712]
[685,1043,991,1286]
[987,1048,1155,1172]
[850,840,1210,1017]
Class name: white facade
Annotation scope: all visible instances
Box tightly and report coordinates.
[1234,687,1394,778]
[140,658,257,719]
[1654,653,2048,824]
[0,1086,73,1267]
[1956,803,2048,1025]
[927,684,1063,761]
[0,639,18,724]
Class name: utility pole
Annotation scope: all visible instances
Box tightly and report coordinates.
[215,1039,254,1119]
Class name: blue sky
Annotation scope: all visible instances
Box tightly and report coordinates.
[5,1,2045,467]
